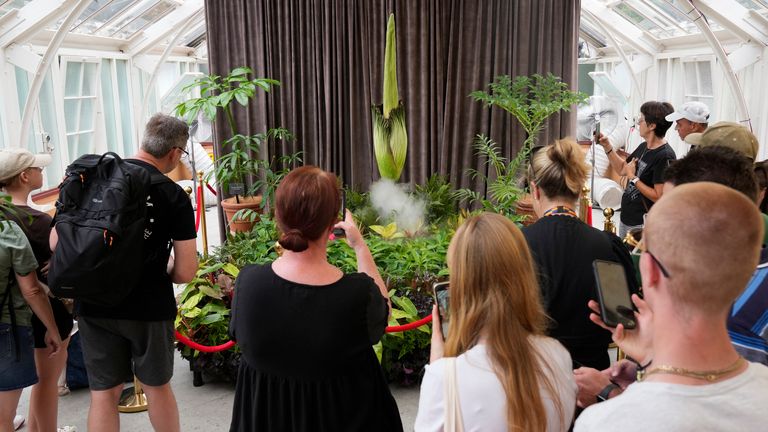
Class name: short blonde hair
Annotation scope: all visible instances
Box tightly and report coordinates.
[645,182,762,314]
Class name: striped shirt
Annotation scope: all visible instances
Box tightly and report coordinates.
[728,248,768,365]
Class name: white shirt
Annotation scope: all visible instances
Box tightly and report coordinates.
[575,362,768,432]
[414,336,577,432]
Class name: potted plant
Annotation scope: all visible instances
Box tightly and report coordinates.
[461,73,587,221]
[175,67,294,232]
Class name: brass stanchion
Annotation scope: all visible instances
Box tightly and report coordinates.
[197,171,209,259]
[603,207,616,234]
[118,376,148,413]
[579,186,591,222]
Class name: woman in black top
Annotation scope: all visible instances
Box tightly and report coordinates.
[523,139,639,370]
[229,166,403,432]
[598,101,677,238]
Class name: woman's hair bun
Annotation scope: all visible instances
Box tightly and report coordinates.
[279,229,309,252]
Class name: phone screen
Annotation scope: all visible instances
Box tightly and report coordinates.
[592,260,636,329]
[332,189,346,238]
[432,281,450,339]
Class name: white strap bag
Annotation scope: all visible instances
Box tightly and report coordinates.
[443,357,465,432]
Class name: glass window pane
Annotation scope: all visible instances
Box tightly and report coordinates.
[82,63,98,97]
[116,60,134,152]
[684,62,698,95]
[109,0,175,39]
[38,69,64,188]
[78,132,92,158]
[71,0,137,34]
[101,60,119,154]
[79,99,94,131]
[698,62,713,95]
[64,63,83,97]
[64,100,79,134]
[14,66,29,112]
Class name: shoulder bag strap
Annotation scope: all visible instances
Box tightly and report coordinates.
[1,270,21,361]
[443,357,465,432]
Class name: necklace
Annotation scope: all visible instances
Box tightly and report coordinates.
[542,206,577,218]
[637,356,744,382]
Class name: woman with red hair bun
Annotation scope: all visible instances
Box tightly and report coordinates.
[228,166,403,431]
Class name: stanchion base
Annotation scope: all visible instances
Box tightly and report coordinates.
[118,386,148,413]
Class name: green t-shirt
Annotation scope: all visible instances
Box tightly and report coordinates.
[0,220,39,326]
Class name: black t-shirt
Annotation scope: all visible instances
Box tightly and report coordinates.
[620,142,676,226]
[1,205,52,282]
[78,160,196,321]
[228,264,401,431]
[523,216,639,369]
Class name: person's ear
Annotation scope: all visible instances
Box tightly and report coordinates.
[639,252,660,293]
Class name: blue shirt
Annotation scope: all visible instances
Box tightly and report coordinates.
[728,247,768,365]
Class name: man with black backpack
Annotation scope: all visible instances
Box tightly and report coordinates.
[51,114,197,432]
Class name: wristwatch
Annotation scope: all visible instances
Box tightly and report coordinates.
[596,383,619,403]
[630,177,639,185]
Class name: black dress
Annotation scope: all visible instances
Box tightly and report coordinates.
[229,264,403,432]
[523,216,639,370]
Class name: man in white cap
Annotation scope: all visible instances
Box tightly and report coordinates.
[665,101,710,142]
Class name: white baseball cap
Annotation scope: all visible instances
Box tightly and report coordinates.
[0,148,52,182]
[665,101,710,124]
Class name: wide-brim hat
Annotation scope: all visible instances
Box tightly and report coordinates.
[685,121,758,160]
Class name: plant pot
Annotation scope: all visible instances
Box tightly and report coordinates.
[515,194,538,226]
[221,196,262,233]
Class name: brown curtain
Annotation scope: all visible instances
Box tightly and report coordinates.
[205,0,580,194]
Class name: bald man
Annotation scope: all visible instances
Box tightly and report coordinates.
[575,183,768,431]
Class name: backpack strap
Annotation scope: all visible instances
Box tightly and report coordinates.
[1,270,21,361]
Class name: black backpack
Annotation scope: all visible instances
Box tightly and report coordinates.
[48,152,170,307]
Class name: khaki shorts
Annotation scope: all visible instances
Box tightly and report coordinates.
[78,317,174,390]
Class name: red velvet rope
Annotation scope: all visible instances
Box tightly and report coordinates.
[175,330,236,353]
[194,185,202,232]
[174,315,434,352]
[385,314,433,333]
[206,183,217,196]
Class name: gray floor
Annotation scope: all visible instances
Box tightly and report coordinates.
[15,351,421,431]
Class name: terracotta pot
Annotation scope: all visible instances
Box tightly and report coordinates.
[221,196,262,233]
[515,194,538,226]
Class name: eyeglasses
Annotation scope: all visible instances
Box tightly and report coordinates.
[175,147,190,157]
[638,240,671,279]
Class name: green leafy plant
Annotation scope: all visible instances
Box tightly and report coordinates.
[174,67,297,212]
[414,174,458,224]
[175,260,241,382]
[470,73,587,168]
[454,135,528,220]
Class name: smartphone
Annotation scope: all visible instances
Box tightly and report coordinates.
[592,260,636,329]
[432,281,450,339]
[332,189,346,238]
[594,122,601,140]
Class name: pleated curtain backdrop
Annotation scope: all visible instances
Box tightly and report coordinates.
[204,0,580,197]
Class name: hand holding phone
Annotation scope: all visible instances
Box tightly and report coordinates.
[332,189,346,238]
[432,281,450,340]
[592,260,636,329]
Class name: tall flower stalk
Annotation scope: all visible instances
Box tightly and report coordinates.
[372,14,408,181]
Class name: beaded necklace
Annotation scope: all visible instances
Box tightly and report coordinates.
[542,206,578,218]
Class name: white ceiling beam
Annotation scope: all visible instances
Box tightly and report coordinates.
[693,0,768,46]
[0,0,75,48]
[124,0,203,56]
[582,0,662,56]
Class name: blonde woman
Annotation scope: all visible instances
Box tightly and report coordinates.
[415,213,576,431]
[523,139,638,371]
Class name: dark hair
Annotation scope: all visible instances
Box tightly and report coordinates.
[141,113,189,157]
[755,160,768,213]
[275,166,340,252]
[641,101,674,138]
[663,145,758,202]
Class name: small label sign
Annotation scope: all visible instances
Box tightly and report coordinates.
[229,183,245,196]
